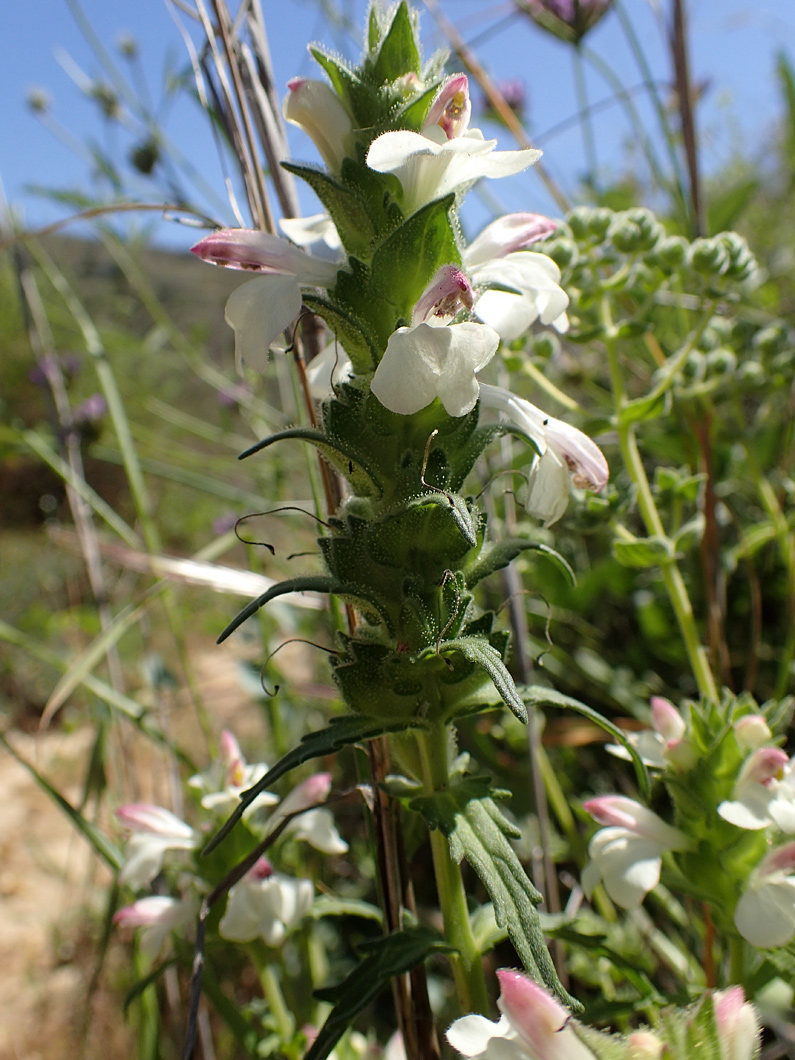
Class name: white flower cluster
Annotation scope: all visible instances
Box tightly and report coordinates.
[192,72,609,526]
[585,703,795,949]
[113,729,347,956]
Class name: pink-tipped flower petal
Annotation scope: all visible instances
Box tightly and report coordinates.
[412,265,474,325]
[423,74,472,139]
[465,213,557,267]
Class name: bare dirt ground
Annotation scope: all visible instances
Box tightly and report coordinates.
[0,638,320,1060]
[0,728,133,1060]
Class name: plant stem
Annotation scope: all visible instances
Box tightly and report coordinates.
[573,44,598,190]
[602,296,718,702]
[418,722,490,1016]
[257,957,294,1040]
[728,935,746,987]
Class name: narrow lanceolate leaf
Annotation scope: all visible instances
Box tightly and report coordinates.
[411,777,577,1010]
[370,1,421,83]
[280,162,377,259]
[216,575,393,644]
[306,926,453,1060]
[521,685,650,800]
[301,292,380,373]
[370,194,460,318]
[0,733,123,870]
[202,715,428,855]
[426,637,526,722]
[464,539,575,589]
[612,535,672,569]
[238,425,383,497]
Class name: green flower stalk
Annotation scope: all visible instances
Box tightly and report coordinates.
[193,0,609,1022]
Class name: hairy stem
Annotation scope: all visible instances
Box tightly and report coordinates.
[418,722,490,1016]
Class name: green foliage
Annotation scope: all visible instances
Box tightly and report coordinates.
[412,775,577,1009]
[307,926,453,1060]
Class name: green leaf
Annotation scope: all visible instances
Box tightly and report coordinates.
[309,46,380,128]
[371,1,421,83]
[306,926,453,1060]
[238,424,383,497]
[123,958,179,1013]
[0,732,123,871]
[367,5,380,50]
[618,388,670,427]
[370,194,460,318]
[411,777,576,1009]
[426,637,526,722]
[202,714,428,855]
[707,179,759,233]
[465,538,575,589]
[281,163,377,259]
[309,896,384,922]
[612,535,672,569]
[521,685,650,799]
[216,576,395,645]
[302,292,380,373]
[217,575,337,643]
[391,79,443,132]
[309,46,361,105]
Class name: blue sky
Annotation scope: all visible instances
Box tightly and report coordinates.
[3,1,794,249]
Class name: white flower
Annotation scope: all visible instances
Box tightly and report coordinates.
[366,125,541,217]
[283,77,354,173]
[581,796,692,909]
[116,804,197,889]
[447,968,596,1060]
[718,747,795,832]
[423,74,473,140]
[188,728,278,818]
[607,696,695,771]
[371,321,499,417]
[191,228,342,372]
[734,714,773,751]
[306,343,354,400]
[462,215,568,340]
[479,383,608,525]
[734,843,795,948]
[270,771,348,855]
[278,212,343,262]
[219,857,314,946]
[113,896,195,959]
[189,732,347,852]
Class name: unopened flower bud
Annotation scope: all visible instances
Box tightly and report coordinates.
[567,206,593,240]
[718,232,757,281]
[650,696,685,741]
[546,238,579,269]
[690,237,730,276]
[705,348,737,377]
[587,207,613,240]
[283,78,354,173]
[734,715,773,751]
[26,86,51,114]
[626,1031,664,1060]
[520,0,613,45]
[736,360,764,387]
[650,235,688,273]
[610,209,662,253]
[117,32,138,58]
[753,324,788,358]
